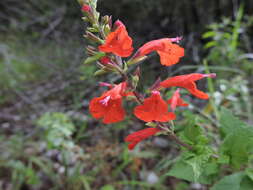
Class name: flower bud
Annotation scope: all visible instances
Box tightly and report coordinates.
[86,45,97,56]
[127,56,147,65]
[84,31,104,44]
[102,15,110,24]
[81,4,91,13]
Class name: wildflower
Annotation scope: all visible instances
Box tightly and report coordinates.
[160,73,216,99]
[99,21,133,57]
[167,89,188,111]
[125,128,161,150]
[89,82,127,124]
[134,91,176,122]
[134,38,184,66]
[81,4,91,12]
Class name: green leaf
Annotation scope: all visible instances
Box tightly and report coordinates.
[220,108,247,137]
[246,168,253,181]
[166,159,214,184]
[220,129,253,168]
[240,176,253,190]
[185,148,212,181]
[211,172,245,190]
[219,108,253,168]
[202,31,216,38]
[204,41,218,49]
[83,52,106,64]
[101,185,115,190]
[37,112,75,149]
[94,68,111,76]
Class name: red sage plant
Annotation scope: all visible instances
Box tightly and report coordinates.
[78,0,216,151]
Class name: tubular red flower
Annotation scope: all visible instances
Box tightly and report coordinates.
[160,73,216,99]
[167,89,188,111]
[134,91,176,122]
[134,38,184,66]
[125,128,161,150]
[89,82,127,124]
[99,21,133,57]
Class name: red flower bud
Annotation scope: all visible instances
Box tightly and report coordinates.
[81,4,91,12]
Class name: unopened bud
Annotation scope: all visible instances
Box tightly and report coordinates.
[108,16,112,28]
[102,15,110,24]
[86,46,97,56]
[81,4,91,13]
[84,31,104,44]
[127,56,147,65]
[100,56,111,65]
[81,17,89,22]
[103,24,111,35]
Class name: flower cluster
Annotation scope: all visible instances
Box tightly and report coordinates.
[80,1,216,150]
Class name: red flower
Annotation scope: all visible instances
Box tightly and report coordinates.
[89,82,127,124]
[134,38,184,66]
[81,4,91,12]
[134,91,176,122]
[160,73,216,99]
[125,128,161,150]
[167,89,188,111]
[99,21,133,57]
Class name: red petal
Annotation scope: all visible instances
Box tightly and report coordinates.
[134,91,175,122]
[89,96,107,119]
[157,42,184,66]
[135,38,184,66]
[99,23,133,57]
[102,98,125,124]
[125,128,161,150]
[160,73,216,99]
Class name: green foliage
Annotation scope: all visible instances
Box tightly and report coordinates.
[37,112,75,149]
[202,5,253,74]
[166,113,217,184]
[219,108,253,169]
[211,172,253,190]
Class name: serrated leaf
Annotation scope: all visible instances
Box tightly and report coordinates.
[219,108,253,168]
[166,159,214,184]
[37,112,75,149]
[220,107,247,137]
[211,172,245,190]
[220,129,253,169]
[185,149,212,181]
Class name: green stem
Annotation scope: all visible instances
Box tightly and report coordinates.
[204,59,220,121]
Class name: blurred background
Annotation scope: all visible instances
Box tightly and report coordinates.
[0,0,253,189]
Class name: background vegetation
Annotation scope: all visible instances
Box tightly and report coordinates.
[0,0,253,189]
